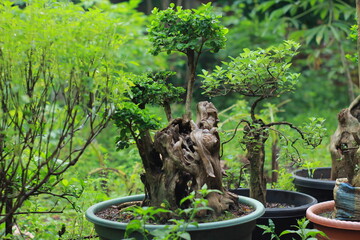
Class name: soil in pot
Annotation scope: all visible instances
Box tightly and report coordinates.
[231,188,317,240]
[95,199,253,224]
[292,167,335,202]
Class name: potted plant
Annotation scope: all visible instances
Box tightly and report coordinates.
[306,96,360,239]
[200,41,323,239]
[86,3,265,240]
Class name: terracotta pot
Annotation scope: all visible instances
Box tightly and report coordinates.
[306,200,360,240]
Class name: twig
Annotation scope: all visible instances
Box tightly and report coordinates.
[1,210,64,216]
[220,119,250,158]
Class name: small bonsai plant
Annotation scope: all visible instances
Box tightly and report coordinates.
[200,40,325,205]
[112,3,240,217]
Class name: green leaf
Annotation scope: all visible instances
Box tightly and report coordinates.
[320,9,328,20]
[315,26,326,45]
[329,25,340,41]
[125,220,143,237]
[178,232,191,240]
[62,179,69,187]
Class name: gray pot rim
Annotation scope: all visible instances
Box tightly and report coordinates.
[85,194,265,231]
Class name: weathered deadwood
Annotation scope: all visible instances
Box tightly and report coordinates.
[330,96,360,187]
[150,101,238,215]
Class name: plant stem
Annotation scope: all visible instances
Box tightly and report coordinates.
[339,42,354,101]
[5,188,13,236]
[184,50,196,120]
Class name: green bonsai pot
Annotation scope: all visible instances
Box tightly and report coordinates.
[85,194,265,240]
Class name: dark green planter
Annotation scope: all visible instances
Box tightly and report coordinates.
[292,167,335,202]
[231,189,317,240]
[85,194,265,240]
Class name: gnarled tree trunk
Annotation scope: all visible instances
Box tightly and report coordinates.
[138,101,238,215]
[244,127,268,205]
[330,96,360,187]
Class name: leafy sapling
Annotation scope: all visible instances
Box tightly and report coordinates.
[258,218,327,240]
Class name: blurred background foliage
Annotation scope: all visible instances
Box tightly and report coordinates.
[1,0,358,239]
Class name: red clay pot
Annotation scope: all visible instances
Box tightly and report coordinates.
[306,200,360,240]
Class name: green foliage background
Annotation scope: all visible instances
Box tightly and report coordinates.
[0,0,357,238]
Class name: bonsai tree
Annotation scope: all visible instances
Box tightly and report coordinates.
[200,40,325,205]
[112,3,241,216]
[0,1,131,236]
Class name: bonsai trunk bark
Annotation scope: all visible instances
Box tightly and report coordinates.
[139,101,238,215]
[245,127,268,205]
[330,96,360,187]
[184,50,196,121]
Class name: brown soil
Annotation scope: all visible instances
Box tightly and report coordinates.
[266,202,295,208]
[95,201,254,224]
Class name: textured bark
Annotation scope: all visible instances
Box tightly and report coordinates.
[184,50,196,121]
[330,96,360,187]
[140,101,238,215]
[244,126,268,205]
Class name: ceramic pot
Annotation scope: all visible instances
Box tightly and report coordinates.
[306,200,360,239]
[292,167,335,202]
[231,188,317,240]
[85,194,265,240]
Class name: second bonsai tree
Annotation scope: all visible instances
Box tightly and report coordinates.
[200,41,325,205]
